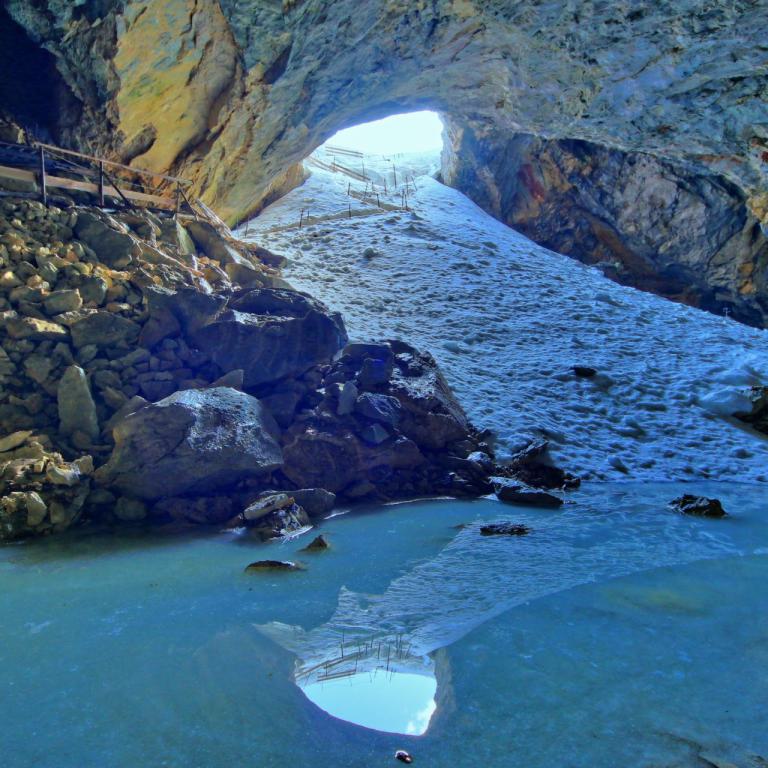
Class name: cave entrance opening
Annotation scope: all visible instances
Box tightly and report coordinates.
[297,110,444,218]
[327,110,444,156]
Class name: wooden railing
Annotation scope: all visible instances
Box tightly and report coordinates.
[0,140,197,214]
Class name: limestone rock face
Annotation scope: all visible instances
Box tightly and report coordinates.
[6,1,767,229]
[442,127,768,327]
[95,387,283,500]
[192,288,348,387]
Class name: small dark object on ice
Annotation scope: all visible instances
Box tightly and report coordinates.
[670,495,727,518]
[302,534,329,551]
[572,365,597,378]
[395,750,413,764]
[243,560,304,573]
[480,522,531,536]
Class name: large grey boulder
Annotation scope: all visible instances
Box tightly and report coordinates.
[192,288,347,387]
[57,365,99,439]
[69,311,141,350]
[95,387,283,499]
[74,211,140,268]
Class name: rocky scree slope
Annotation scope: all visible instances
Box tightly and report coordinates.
[0,197,493,541]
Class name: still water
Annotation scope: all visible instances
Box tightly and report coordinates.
[1,482,766,767]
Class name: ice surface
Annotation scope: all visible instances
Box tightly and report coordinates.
[241,149,768,482]
[1,484,766,766]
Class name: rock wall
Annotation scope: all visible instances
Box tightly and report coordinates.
[441,124,768,327]
[4,1,768,228]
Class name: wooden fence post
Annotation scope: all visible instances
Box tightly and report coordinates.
[98,160,105,207]
[38,146,47,206]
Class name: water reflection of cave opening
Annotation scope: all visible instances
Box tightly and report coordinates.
[302,668,437,735]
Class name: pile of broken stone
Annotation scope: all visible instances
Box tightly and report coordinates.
[0,195,505,541]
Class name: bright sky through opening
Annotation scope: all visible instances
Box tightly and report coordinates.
[329,111,444,155]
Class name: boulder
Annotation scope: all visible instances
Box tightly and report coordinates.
[5,316,68,341]
[336,381,358,415]
[0,431,34,453]
[244,560,304,573]
[355,392,402,425]
[79,276,109,306]
[291,488,336,517]
[1,491,46,539]
[192,288,347,387]
[184,220,242,263]
[735,386,768,436]
[499,437,581,490]
[57,365,99,440]
[74,211,140,268]
[95,387,283,500]
[69,311,140,350]
[243,493,294,521]
[670,495,727,518]
[281,424,424,494]
[301,534,329,551]
[247,501,311,540]
[496,484,563,508]
[386,341,471,450]
[44,289,83,315]
[480,522,531,536]
[140,285,227,347]
[360,423,390,445]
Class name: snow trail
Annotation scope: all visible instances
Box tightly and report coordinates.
[241,151,768,482]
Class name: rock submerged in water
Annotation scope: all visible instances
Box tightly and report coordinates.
[244,560,304,573]
[480,522,532,536]
[670,495,727,518]
[495,484,563,508]
[302,534,329,551]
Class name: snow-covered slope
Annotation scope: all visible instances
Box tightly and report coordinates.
[240,152,768,483]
